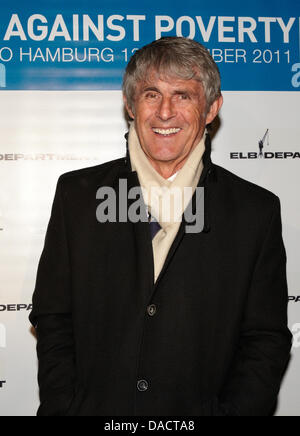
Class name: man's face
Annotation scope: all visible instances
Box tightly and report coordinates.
[125,71,222,171]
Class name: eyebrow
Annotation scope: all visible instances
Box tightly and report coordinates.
[142,86,160,93]
[142,86,193,96]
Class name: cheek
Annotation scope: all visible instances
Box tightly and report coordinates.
[135,104,154,127]
[183,108,204,132]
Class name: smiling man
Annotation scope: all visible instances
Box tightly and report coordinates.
[123,39,223,179]
[125,73,222,178]
[30,37,292,416]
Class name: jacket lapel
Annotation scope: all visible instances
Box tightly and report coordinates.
[117,162,155,299]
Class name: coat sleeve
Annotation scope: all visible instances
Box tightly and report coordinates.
[29,177,76,416]
[216,196,292,416]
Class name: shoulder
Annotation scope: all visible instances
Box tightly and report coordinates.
[213,164,278,201]
[56,158,126,193]
[59,158,125,183]
[212,164,281,218]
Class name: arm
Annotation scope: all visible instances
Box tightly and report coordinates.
[217,196,292,416]
[30,177,76,416]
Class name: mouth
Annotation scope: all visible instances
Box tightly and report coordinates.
[152,127,182,137]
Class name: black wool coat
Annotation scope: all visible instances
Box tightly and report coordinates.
[30,135,292,416]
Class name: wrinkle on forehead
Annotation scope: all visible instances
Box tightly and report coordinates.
[137,69,205,101]
[141,67,201,87]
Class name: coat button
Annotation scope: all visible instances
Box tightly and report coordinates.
[147,304,157,316]
[137,379,149,392]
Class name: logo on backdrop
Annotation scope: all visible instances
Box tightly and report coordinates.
[0,304,32,312]
[0,63,6,88]
[230,129,300,160]
[258,129,269,157]
[289,296,300,303]
[292,63,300,88]
[0,6,299,91]
[0,153,98,161]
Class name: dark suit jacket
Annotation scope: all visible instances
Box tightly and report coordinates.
[30,135,292,416]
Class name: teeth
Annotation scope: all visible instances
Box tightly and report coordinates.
[153,128,181,135]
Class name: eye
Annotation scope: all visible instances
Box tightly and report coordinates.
[178,93,189,100]
[145,92,159,99]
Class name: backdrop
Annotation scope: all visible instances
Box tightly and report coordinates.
[0,0,299,416]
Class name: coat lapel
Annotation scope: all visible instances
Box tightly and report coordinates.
[117,164,155,299]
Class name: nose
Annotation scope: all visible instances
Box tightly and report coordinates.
[156,96,176,121]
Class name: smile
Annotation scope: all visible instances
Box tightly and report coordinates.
[152,128,181,136]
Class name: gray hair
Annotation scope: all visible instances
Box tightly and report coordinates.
[123,37,221,113]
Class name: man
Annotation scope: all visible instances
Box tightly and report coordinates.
[30,37,292,416]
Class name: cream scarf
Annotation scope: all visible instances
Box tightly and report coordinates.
[128,124,205,282]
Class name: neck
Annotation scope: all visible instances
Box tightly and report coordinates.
[140,138,203,179]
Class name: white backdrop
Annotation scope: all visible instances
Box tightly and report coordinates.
[0,0,299,416]
[0,90,299,416]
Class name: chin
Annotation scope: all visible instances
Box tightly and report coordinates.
[150,145,180,160]
[150,150,179,163]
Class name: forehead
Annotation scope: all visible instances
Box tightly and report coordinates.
[137,69,204,95]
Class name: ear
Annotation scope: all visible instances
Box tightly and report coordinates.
[123,95,135,120]
[205,95,223,125]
